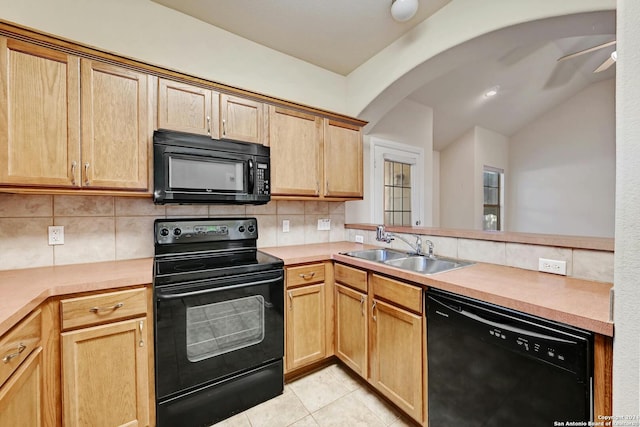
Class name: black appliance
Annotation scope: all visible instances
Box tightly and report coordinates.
[153,129,270,205]
[426,289,593,426]
[153,218,284,427]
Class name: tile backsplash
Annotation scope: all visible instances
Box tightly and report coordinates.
[0,194,346,271]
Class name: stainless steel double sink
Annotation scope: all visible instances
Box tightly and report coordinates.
[342,248,473,275]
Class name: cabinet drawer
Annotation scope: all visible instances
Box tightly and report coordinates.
[286,263,325,288]
[335,263,367,293]
[61,288,147,330]
[371,274,422,314]
[0,309,41,388]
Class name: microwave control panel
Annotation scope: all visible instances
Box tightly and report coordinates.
[256,162,270,195]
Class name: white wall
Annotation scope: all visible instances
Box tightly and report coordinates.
[614,0,640,416]
[508,79,615,237]
[346,99,434,225]
[439,126,508,230]
[439,128,476,229]
[475,127,509,230]
[0,0,347,114]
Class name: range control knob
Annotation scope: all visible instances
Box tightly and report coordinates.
[238,226,246,233]
[248,225,255,233]
[173,228,182,236]
[160,228,169,237]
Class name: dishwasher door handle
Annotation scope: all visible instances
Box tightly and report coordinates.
[429,295,578,345]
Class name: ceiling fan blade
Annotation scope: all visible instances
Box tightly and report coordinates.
[594,56,615,73]
[557,40,616,62]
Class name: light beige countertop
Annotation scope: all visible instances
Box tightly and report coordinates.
[0,241,614,339]
[262,242,614,337]
[0,258,153,336]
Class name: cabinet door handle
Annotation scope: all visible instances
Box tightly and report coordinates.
[360,295,366,316]
[139,320,144,347]
[371,300,377,321]
[288,291,293,310]
[298,272,316,280]
[83,162,90,186]
[2,343,26,363]
[71,161,77,185]
[222,119,226,136]
[326,180,329,193]
[315,181,319,196]
[89,302,124,313]
[206,116,211,135]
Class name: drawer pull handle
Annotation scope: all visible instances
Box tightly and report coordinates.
[89,302,124,313]
[3,343,26,363]
[298,272,316,280]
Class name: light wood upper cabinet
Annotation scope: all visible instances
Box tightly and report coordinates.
[269,106,323,196]
[0,37,80,187]
[220,94,264,144]
[324,120,363,198]
[158,78,220,138]
[269,105,363,200]
[81,59,150,190]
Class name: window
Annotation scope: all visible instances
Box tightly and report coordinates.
[371,138,424,227]
[384,160,412,226]
[483,167,503,231]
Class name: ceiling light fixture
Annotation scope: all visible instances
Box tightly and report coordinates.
[484,86,500,98]
[391,0,419,22]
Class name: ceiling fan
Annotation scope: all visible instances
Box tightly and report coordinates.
[557,40,617,73]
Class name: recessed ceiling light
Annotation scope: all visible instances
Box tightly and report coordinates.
[484,86,500,98]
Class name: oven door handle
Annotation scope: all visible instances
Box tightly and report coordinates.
[155,273,284,300]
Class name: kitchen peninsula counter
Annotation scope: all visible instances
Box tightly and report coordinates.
[261,242,614,336]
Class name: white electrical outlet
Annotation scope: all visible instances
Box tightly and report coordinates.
[538,258,567,275]
[282,220,290,233]
[355,234,364,243]
[48,225,64,245]
[317,219,331,231]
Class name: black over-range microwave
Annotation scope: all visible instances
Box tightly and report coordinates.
[153,129,270,205]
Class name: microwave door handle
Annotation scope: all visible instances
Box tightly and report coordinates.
[248,159,255,194]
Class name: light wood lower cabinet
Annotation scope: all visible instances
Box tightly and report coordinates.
[369,298,423,422]
[335,283,367,377]
[286,283,326,371]
[0,347,44,427]
[60,288,151,427]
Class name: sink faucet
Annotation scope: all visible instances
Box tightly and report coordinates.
[376,225,434,257]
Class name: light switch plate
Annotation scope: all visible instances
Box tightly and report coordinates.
[355,235,364,243]
[282,220,290,233]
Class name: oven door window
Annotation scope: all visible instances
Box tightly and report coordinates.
[186,295,265,361]
[169,156,245,192]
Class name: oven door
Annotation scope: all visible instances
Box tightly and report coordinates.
[154,269,284,400]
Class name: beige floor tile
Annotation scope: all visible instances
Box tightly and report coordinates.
[351,387,401,426]
[245,385,309,427]
[289,367,352,413]
[289,414,320,426]
[388,416,419,427]
[324,364,363,392]
[311,392,386,427]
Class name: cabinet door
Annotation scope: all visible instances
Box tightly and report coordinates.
[220,94,264,144]
[370,299,423,423]
[0,37,80,187]
[335,284,367,378]
[286,284,326,371]
[62,318,149,427]
[81,59,149,190]
[157,78,219,138]
[269,106,322,196]
[323,120,363,198]
[0,348,43,427]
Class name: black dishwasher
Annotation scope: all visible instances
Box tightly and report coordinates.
[426,289,593,426]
